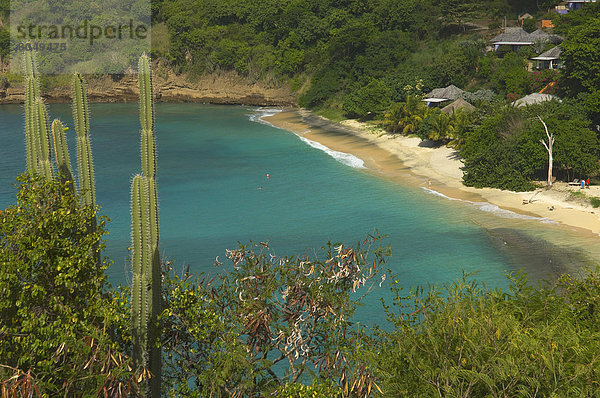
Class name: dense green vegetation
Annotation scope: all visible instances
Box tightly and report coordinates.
[150,0,544,111]
[371,270,600,396]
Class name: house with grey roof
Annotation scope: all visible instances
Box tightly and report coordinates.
[491,27,534,52]
[530,46,563,70]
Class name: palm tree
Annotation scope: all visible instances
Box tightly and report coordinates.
[447,109,473,148]
[428,112,454,142]
[384,95,426,134]
[384,103,405,134]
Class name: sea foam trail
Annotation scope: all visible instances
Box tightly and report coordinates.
[422,187,557,224]
[298,137,366,169]
[249,108,366,169]
[247,107,283,125]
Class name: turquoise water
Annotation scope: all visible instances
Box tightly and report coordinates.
[1,103,598,325]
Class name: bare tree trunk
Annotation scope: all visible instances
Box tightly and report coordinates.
[538,116,554,186]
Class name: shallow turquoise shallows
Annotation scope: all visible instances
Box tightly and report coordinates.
[1,103,597,325]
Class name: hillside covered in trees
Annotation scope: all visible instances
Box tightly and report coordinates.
[148,0,562,109]
[142,0,600,191]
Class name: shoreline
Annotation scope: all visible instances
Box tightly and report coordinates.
[264,108,600,237]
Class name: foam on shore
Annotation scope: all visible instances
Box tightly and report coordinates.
[250,108,366,169]
[247,107,283,125]
[298,136,366,169]
[422,187,557,224]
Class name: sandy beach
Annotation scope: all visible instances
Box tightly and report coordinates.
[264,109,600,237]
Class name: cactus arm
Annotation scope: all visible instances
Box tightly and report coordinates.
[34,98,53,180]
[139,54,154,133]
[24,49,41,173]
[72,73,96,209]
[24,78,37,172]
[51,119,75,188]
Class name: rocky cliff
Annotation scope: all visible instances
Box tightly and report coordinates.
[0,67,297,106]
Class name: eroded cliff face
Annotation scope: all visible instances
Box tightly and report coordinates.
[0,66,297,106]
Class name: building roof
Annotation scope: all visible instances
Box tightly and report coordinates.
[530,46,561,60]
[426,85,464,100]
[441,99,476,114]
[529,29,564,44]
[512,93,560,107]
[491,27,533,44]
[491,28,563,45]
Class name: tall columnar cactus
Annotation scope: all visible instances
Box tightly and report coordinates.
[131,54,161,397]
[23,49,52,178]
[72,73,96,209]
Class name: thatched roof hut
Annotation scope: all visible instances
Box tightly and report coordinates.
[441,98,476,114]
[426,85,465,100]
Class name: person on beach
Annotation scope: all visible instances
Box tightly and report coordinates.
[428,179,432,187]
[581,180,585,189]
[586,177,591,188]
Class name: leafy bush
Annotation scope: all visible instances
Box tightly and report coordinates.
[369,271,600,396]
[522,17,537,33]
[0,174,136,395]
[459,89,496,105]
[527,69,559,94]
[299,68,341,108]
[342,79,391,120]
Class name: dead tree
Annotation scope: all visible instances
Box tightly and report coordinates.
[538,116,554,186]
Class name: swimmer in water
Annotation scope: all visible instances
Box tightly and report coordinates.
[266,173,270,179]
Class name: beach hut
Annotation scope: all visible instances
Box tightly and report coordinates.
[441,98,476,114]
[512,93,560,107]
[423,85,464,107]
[530,46,562,70]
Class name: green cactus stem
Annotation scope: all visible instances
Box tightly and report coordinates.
[72,73,96,209]
[33,98,53,180]
[24,78,37,172]
[23,49,41,173]
[131,54,161,397]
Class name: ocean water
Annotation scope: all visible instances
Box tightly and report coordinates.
[1,103,598,325]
